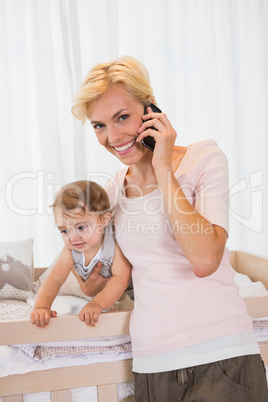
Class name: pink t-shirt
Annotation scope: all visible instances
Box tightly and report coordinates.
[106,140,252,357]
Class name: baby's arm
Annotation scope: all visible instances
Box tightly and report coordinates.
[30,247,73,328]
[79,243,131,326]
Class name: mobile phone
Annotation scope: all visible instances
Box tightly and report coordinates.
[141,103,162,152]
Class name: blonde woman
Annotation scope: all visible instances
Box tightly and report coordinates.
[71,56,268,402]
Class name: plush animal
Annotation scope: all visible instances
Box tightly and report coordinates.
[0,255,31,291]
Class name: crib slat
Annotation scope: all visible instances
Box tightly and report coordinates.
[244,295,268,318]
[98,384,117,402]
[51,389,72,402]
[259,342,268,365]
[2,396,23,402]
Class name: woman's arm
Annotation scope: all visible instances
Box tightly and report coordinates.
[30,247,74,327]
[155,167,227,277]
[137,108,227,277]
[78,243,131,326]
[73,262,110,297]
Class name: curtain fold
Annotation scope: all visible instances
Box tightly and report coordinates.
[1,0,267,265]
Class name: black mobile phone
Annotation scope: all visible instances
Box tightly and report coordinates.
[141,103,162,152]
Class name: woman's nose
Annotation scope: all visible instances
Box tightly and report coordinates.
[107,125,123,144]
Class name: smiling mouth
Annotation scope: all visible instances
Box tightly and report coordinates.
[73,242,86,248]
[113,139,136,152]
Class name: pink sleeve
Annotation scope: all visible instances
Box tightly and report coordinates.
[194,146,229,234]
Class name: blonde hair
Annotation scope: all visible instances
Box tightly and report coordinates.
[51,180,111,217]
[71,55,156,124]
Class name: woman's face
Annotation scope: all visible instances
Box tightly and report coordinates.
[88,84,149,164]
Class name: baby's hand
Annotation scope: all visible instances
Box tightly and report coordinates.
[78,300,103,327]
[30,308,57,328]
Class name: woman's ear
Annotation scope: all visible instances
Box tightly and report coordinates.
[100,212,111,227]
[149,96,157,105]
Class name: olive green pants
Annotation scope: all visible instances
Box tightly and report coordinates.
[134,354,268,402]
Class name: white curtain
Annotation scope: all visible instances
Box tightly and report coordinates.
[0,0,267,266]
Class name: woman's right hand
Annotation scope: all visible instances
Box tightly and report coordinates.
[73,262,110,297]
[30,307,57,328]
[137,106,177,172]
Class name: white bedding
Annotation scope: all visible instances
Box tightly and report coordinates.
[233,272,268,344]
[253,319,268,343]
[234,272,268,298]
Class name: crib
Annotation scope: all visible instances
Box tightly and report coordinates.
[1,250,268,401]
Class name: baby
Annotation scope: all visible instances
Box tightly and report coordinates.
[30,180,131,327]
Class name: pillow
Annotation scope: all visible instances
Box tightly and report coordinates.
[32,256,93,302]
[0,239,34,301]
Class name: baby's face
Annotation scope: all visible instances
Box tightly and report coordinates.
[54,208,110,253]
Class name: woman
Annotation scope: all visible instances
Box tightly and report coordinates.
[71,56,268,402]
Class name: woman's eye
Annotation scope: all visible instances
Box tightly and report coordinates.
[94,123,104,130]
[119,114,129,122]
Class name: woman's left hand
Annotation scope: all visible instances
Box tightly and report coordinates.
[137,106,177,171]
[72,263,110,297]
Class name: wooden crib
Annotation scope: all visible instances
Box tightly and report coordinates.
[1,250,268,401]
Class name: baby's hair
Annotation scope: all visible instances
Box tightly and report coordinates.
[71,55,156,124]
[51,180,111,217]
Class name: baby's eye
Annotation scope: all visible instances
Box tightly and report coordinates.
[77,225,86,232]
[60,229,68,234]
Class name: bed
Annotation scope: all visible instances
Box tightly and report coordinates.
[1,249,268,402]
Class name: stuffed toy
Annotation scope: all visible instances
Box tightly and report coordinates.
[0,255,31,291]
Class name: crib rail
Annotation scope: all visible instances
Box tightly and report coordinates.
[0,359,133,399]
[0,310,131,345]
